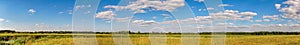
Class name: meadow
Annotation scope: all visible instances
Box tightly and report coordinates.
[1,33,300,45]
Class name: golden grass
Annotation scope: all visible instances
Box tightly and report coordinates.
[28,35,300,45]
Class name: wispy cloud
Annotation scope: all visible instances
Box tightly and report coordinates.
[0,18,5,22]
[218,4,233,7]
[195,0,204,2]
[28,9,36,15]
[132,20,158,26]
[104,0,185,13]
[206,8,214,10]
[263,15,281,20]
[6,23,72,31]
[74,5,92,11]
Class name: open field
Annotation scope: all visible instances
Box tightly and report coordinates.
[1,33,300,45]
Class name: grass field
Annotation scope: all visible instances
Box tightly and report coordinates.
[1,33,300,45]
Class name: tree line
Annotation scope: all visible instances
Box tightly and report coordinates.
[0,30,300,35]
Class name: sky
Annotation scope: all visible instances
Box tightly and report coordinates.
[0,0,299,32]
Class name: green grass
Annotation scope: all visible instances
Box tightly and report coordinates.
[1,33,300,45]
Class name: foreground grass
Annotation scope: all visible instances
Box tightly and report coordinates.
[1,33,300,45]
[30,35,300,45]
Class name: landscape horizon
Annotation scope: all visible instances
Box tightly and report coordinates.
[1,0,300,45]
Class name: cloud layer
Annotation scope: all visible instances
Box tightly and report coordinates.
[104,0,185,13]
[278,0,300,20]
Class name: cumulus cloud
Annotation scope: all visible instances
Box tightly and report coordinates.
[218,4,233,7]
[28,9,36,15]
[95,10,116,20]
[159,10,258,25]
[94,0,299,32]
[157,10,259,31]
[275,4,281,9]
[153,9,267,32]
[278,0,300,20]
[95,10,132,23]
[104,0,185,13]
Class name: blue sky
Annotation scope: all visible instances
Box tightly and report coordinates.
[0,0,299,32]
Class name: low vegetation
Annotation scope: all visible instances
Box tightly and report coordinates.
[1,30,300,45]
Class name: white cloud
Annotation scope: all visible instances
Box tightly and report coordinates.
[159,10,258,25]
[1,23,73,31]
[0,27,15,30]
[263,15,280,20]
[218,4,233,7]
[161,14,172,21]
[95,10,116,20]
[104,0,185,13]
[114,17,132,22]
[206,7,214,10]
[252,24,263,26]
[255,20,263,22]
[239,12,257,16]
[195,0,204,2]
[74,5,85,11]
[152,16,157,19]
[279,0,300,20]
[58,10,73,15]
[0,18,5,22]
[132,20,157,26]
[28,9,36,15]
[58,12,64,14]
[161,14,172,17]
[210,10,257,21]
[152,9,263,32]
[198,9,202,11]
[215,23,233,26]
[195,16,212,21]
[74,4,93,11]
[275,4,281,9]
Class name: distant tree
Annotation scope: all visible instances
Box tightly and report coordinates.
[137,31,141,34]
[0,30,15,33]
